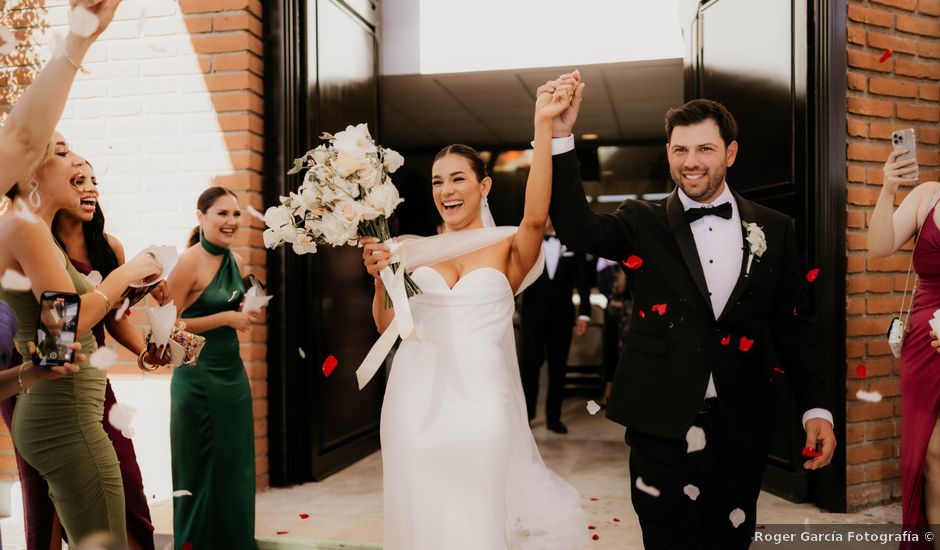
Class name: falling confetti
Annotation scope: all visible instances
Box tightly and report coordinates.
[89,347,118,369]
[68,5,100,38]
[137,4,148,35]
[612,518,620,522]
[228,290,239,303]
[729,508,746,529]
[299,513,310,519]
[720,335,730,346]
[85,270,103,287]
[0,27,16,56]
[738,336,754,352]
[172,490,193,497]
[638,310,646,319]
[298,347,306,359]
[246,205,266,221]
[182,544,192,550]
[592,534,599,541]
[48,31,66,60]
[686,426,706,453]
[879,49,893,63]
[802,447,823,458]
[683,484,700,501]
[635,477,661,497]
[623,255,643,270]
[651,303,667,316]
[586,400,601,415]
[322,355,338,377]
[108,402,136,439]
[772,366,785,374]
[588,525,596,530]
[1,269,31,291]
[856,389,883,403]
[114,297,130,321]
[590,497,599,501]
[805,268,820,282]
[855,364,868,379]
[276,530,289,534]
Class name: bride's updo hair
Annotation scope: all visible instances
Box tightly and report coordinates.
[433,144,488,182]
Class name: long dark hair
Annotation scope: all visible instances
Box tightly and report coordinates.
[53,202,120,277]
[188,186,239,247]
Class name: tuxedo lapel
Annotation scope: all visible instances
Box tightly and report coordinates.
[666,191,714,316]
[718,189,756,320]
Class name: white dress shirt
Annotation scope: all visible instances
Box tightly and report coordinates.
[548,135,832,428]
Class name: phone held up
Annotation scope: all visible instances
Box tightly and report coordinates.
[36,291,80,367]
[892,128,918,178]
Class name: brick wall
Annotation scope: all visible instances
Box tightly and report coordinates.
[845,0,940,508]
[0,0,269,490]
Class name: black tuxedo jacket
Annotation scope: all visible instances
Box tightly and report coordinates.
[521,246,593,320]
[549,150,830,447]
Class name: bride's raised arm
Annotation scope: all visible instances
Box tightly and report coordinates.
[508,75,585,288]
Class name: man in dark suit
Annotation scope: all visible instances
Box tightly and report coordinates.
[520,219,594,434]
[542,73,836,549]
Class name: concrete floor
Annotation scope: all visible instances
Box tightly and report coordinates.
[0,378,901,549]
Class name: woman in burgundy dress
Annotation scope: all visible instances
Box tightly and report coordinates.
[869,148,940,546]
[0,159,166,549]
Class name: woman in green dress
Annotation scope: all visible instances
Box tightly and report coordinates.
[0,132,162,545]
[166,186,261,549]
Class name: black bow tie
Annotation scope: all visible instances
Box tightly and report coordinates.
[544,235,557,241]
[685,201,732,223]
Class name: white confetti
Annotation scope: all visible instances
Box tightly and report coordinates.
[85,270,103,287]
[729,508,746,529]
[246,205,266,221]
[114,297,130,321]
[635,477,661,498]
[89,347,117,369]
[683,484,700,501]
[172,490,192,497]
[0,26,17,56]
[298,347,306,359]
[48,31,66,60]
[121,426,135,439]
[586,400,601,415]
[137,4,148,35]
[68,5,100,38]
[856,389,883,403]
[1,269,31,291]
[686,425,706,453]
[108,402,137,435]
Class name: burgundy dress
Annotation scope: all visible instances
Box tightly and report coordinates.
[901,204,940,547]
[0,258,155,549]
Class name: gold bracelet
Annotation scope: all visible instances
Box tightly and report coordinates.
[17,361,29,394]
[137,349,158,372]
[60,43,83,72]
[92,288,111,311]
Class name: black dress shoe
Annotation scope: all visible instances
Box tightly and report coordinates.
[547,421,568,434]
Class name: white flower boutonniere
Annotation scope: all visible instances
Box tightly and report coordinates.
[743,221,767,276]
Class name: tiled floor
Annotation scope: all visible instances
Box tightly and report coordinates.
[0,378,901,549]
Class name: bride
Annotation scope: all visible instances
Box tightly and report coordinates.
[360,76,588,549]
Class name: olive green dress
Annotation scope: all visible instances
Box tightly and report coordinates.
[0,256,126,545]
[171,237,255,549]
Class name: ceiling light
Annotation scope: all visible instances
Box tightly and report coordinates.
[581,133,599,140]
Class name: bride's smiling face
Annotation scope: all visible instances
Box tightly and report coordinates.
[431,154,491,232]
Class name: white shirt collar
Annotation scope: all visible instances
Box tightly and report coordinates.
[676,182,735,212]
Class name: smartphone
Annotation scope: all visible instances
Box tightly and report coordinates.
[36,291,80,367]
[892,128,917,165]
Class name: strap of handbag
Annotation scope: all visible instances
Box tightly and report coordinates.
[899,189,940,327]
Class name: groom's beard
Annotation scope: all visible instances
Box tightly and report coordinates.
[670,163,727,203]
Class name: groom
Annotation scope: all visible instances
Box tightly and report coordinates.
[542,73,836,549]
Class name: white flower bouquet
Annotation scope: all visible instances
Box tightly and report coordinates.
[262,123,420,305]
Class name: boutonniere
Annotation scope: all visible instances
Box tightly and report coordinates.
[742,221,767,276]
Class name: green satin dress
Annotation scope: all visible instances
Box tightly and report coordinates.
[0,255,126,545]
[171,237,256,549]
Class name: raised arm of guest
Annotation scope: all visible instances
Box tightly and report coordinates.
[868,149,935,257]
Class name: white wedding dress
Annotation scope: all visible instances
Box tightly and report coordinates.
[376,235,587,549]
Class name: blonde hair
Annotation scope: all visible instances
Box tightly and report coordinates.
[6,135,58,198]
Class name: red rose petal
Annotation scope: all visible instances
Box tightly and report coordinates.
[322,355,338,377]
[802,447,823,458]
[588,525,596,530]
[299,513,310,519]
[638,310,646,319]
[276,530,289,535]
[720,335,731,346]
[623,255,643,270]
[739,336,754,352]
[182,544,192,550]
[879,49,893,63]
[651,303,667,316]
[806,268,820,282]
[613,517,621,522]
[590,497,599,501]
[856,364,868,379]
[592,534,600,541]
[793,306,798,316]
[772,366,785,374]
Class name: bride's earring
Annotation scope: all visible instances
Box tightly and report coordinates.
[27,180,42,210]
[481,195,489,210]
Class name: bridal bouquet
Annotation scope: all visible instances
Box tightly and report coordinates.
[262,123,420,305]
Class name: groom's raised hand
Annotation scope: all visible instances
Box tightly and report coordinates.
[803,418,837,470]
[536,70,585,138]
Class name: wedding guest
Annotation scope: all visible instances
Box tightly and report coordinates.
[868,148,940,545]
[0,159,160,549]
[546,73,835,548]
[519,218,593,433]
[0,132,162,545]
[596,258,631,406]
[0,341,83,400]
[166,187,260,549]
[0,0,121,195]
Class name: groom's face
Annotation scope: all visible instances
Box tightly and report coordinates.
[666,119,738,204]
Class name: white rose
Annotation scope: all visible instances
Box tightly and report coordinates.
[383,149,404,173]
[292,235,318,255]
[308,163,333,185]
[357,159,383,191]
[318,213,357,246]
[332,123,377,157]
[332,175,361,200]
[332,199,363,229]
[744,222,767,257]
[264,205,293,229]
[360,201,383,222]
[365,182,404,218]
[262,225,299,249]
[311,145,330,165]
[333,151,366,179]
